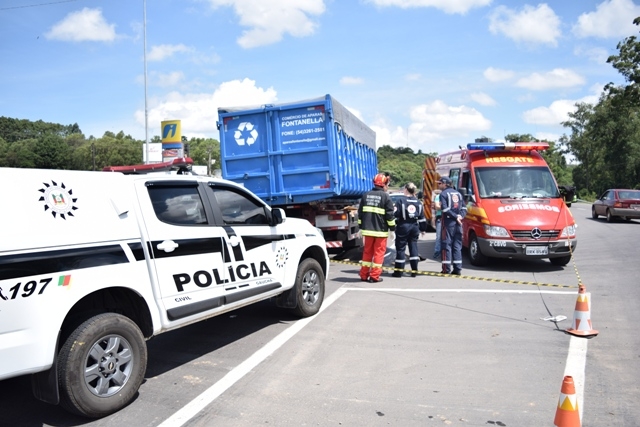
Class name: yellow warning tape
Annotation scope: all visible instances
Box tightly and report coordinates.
[330,259,578,289]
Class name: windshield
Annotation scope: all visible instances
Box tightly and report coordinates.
[474,166,560,199]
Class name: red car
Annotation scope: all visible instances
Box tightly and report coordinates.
[591,189,640,222]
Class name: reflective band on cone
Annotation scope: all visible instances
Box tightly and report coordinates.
[554,375,581,427]
[566,284,599,338]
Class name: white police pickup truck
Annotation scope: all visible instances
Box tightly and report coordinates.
[0,167,329,418]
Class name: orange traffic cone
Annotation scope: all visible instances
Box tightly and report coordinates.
[554,375,581,427]
[566,284,599,338]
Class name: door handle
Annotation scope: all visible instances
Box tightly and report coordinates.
[228,235,241,247]
[157,240,179,253]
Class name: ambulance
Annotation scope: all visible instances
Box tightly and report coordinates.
[433,141,577,266]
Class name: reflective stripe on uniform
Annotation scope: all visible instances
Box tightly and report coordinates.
[362,206,386,215]
[361,230,390,237]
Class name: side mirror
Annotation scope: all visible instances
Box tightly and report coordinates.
[269,207,286,226]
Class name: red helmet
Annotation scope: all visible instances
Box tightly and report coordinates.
[373,173,390,187]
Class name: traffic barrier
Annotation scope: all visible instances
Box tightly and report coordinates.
[566,284,599,338]
[554,375,581,427]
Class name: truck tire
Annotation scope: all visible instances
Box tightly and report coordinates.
[57,313,147,418]
[468,233,489,266]
[550,255,571,266]
[291,258,325,318]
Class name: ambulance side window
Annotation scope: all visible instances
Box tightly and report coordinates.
[461,171,473,197]
[148,185,207,225]
[449,169,461,190]
[207,186,269,226]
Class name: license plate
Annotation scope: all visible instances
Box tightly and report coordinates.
[632,204,640,210]
[526,246,548,255]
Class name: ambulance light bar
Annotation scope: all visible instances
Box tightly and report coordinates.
[467,142,549,151]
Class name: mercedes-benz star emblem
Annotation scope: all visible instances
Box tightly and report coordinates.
[530,228,542,239]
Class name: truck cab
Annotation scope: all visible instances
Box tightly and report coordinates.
[436,142,577,266]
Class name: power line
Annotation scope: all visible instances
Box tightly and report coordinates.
[0,0,80,11]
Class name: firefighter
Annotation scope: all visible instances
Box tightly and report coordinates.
[438,176,467,275]
[358,173,396,283]
[392,182,428,277]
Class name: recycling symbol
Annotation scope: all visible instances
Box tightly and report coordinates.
[234,122,258,146]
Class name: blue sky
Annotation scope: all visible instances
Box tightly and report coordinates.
[1,0,639,155]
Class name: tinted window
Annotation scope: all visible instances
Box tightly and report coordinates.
[148,186,207,225]
[208,186,269,226]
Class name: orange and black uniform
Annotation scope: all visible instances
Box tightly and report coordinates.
[358,181,396,282]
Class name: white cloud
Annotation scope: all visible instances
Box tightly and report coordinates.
[340,76,364,85]
[516,68,586,91]
[522,93,599,126]
[483,67,514,82]
[152,71,185,87]
[45,8,117,42]
[470,92,497,106]
[409,100,491,139]
[207,0,326,48]
[371,103,492,153]
[364,0,492,14]
[135,78,277,136]
[489,4,561,46]
[535,131,561,143]
[404,73,422,81]
[572,0,640,39]
[573,46,610,64]
[148,44,193,61]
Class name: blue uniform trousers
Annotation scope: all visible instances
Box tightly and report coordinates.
[440,218,463,274]
[394,222,420,273]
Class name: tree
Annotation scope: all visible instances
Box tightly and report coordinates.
[376,145,432,189]
[560,17,640,195]
[183,137,221,172]
[606,16,640,107]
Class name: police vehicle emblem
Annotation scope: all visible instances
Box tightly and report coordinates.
[38,180,78,219]
[275,246,288,268]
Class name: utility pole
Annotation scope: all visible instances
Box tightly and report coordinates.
[143,0,149,164]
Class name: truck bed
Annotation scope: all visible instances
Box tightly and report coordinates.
[218,95,377,206]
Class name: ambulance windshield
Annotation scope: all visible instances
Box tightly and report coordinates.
[474,166,560,199]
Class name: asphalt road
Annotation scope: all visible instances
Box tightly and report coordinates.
[1,201,638,427]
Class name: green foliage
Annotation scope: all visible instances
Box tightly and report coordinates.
[184,137,221,172]
[376,145,436,188]
[560,16,640,195]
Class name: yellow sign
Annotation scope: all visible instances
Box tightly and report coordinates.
[161,120,182,143]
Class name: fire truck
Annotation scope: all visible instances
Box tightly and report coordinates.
[428,141,577,266]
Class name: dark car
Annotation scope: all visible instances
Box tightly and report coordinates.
[591,189,640,222]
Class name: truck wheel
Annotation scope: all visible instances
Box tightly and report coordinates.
[469,233,489,266]
[550,255,571,266]
[591,206,598,219]
[57,313,147,418]
[291,258,325,318]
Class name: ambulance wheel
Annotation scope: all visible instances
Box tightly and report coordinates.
[291,258,325,318]
[57,313,147,418]
[469,233,489,266]
[550,256,571,266]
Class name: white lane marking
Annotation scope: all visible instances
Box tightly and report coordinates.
[159,287,583,426]
[158,287,348,427]
[565,337,588,422]
[346,287,576,294]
